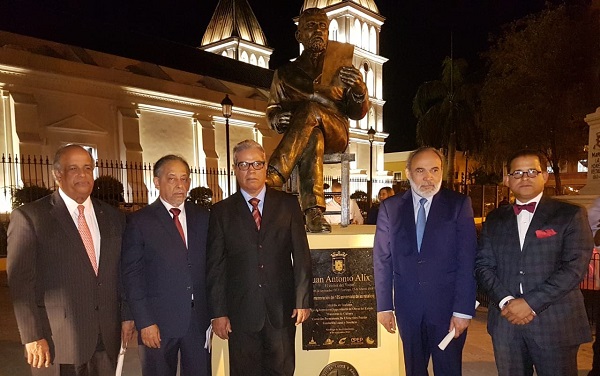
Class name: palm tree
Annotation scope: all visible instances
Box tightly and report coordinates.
[412,57,480,189]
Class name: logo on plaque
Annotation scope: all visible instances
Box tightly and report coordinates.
[319,361,359,376]
[331,251,348,274]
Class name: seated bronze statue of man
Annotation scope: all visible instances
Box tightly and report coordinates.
[265,7,370,233]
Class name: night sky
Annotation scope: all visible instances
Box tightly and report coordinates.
[40,0,550,151]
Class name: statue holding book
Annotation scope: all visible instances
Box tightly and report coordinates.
[265,7,370,233]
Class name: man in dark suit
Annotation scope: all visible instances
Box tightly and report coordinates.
[121,155,211,376]
[207,139,313,376]
[373,147,477,376]
[475,150,593,376]
[7,144,134,375]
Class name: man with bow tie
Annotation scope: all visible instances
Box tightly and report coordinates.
[475,149,594,376]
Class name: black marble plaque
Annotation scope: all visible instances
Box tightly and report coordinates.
[302,248,377,350]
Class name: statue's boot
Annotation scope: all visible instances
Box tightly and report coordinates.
[305,207,331,233]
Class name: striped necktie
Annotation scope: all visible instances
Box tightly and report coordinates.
[249,198,261,231]
[77,205,98,275]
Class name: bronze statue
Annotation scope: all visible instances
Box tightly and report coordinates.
[266,7,370,233]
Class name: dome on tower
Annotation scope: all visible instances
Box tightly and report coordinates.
[301,0,379,14]
[201,0,269,47]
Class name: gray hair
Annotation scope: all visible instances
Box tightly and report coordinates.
[233,140,265,164]
[406,147,444,171]
[153,155,190,177]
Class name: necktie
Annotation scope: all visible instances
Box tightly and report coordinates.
[513,202,536,215]
[249,198,261,231]
[170,208,186,247]
[416,198,427,252]
[77,205,98,275]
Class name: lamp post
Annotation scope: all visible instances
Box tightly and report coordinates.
[221,94,233,195]
[367,127,376,209]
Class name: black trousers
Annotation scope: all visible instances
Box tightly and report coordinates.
[228,316,297,376]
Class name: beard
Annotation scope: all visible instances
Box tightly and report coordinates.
[408,177,441,198]
[306,37,327,53]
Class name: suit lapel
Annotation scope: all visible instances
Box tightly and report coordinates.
[522,197,553,252]
[93,199,111,274]
[260,188,277,235]
[49,191,97,276]
[399,191,418,253]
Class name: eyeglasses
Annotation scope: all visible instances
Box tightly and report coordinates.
[507,169,542,179]
[236,161,266,171]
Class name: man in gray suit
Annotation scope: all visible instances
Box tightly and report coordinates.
[475,149,593,376]
[8,145,134,375]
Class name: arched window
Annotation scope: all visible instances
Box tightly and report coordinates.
[240,51,249,63]
[222,51,228,58]
[351,19,361,47]
[329,19,339,42]
[369,26,377,53]
[258,56,266,68]
[367,69,374,98]
[250,53,257,66]
[361,22,369,50]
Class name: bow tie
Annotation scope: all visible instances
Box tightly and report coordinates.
[513,202,536,215]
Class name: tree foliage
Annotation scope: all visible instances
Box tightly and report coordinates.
[480,3,599,193]
[413,57,482,189]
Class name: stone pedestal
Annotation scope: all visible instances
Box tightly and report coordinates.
[210,225,404,376]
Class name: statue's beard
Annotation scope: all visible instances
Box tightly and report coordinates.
[306,38,327,53]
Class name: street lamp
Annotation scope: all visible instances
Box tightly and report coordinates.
[221,94,233,195]
[367,127,376,209]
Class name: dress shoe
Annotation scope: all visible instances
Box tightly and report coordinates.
[305,207,331,233]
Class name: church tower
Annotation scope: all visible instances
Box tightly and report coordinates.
[200,0,273,68]
[301,0,389,196]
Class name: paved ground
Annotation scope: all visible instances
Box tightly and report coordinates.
[0,271,595,375]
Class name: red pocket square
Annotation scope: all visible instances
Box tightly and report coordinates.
[536,229,557,238]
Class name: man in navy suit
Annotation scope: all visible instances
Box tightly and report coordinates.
[373,147,477,376]
[207,140,312,376]
[475,150,593,376]
[121,155,210,376]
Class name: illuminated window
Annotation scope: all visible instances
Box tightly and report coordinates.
[329,19,339,41]
[369,26,377,53]
[352,19,361,46]
[250,53,257,66]
[258,56,266,68]
[240,51,249,63]
[362,22,369,50]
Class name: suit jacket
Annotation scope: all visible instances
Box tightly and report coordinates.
[7,191,126,364]
[475,196,593,347]
[206,188,313,332]
[373,188,478,329]
[121,200,210,339]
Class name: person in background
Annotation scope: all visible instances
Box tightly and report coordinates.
[498,196,510,206]
[366,186,394,225]
[121,155,211,376]
[8,144,134,375]
[476,149,593,376]
[374,147,477,375]
[324,182,364,225]
[207,140,312,376]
